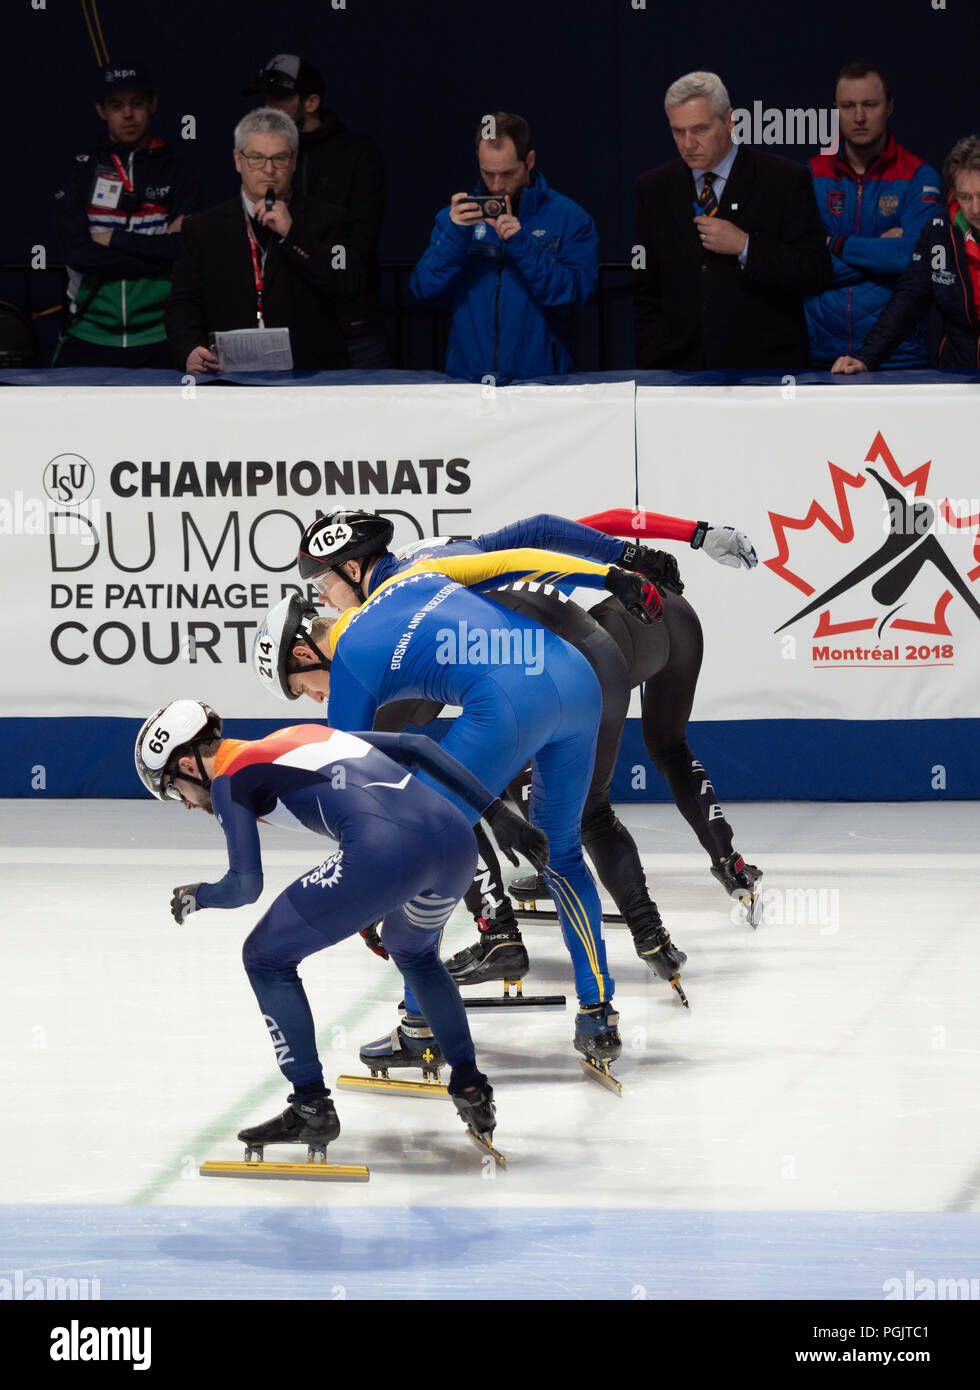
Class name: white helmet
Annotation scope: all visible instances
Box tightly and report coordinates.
[253,594,330,702]
[135,700,222,800]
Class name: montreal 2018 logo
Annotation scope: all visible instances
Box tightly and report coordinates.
[765,431,980,668]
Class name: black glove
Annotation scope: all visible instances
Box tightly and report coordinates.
[170,884,202,925]
[603,565,663,623]
[484,798,549,870]
[619,541,684,595]
[359,922,389,960]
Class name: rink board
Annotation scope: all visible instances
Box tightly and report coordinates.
[2,381,980,798]
[2,713,978,799]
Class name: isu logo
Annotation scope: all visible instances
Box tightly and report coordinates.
[43,454,94,504]
[766,430,980,668]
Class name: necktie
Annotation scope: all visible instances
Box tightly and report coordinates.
[251,215,274,250]
[698,171,719,217]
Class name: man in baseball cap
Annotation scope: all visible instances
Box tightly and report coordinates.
[99,62,155,99]
[243,54,324,103]
[52,62,203,368]
[242,52,389,366]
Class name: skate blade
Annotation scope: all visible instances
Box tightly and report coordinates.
[512,906,625,926]
[335,1073,448,1098]
[732,888,763,928]
[464,993,566,1011]
[466,1129,507,1167]
[670,976,691,1009]
[578,1057,623,1096]
[200,1159,369,1182]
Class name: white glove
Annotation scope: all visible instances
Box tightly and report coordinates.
[694,524,758,569]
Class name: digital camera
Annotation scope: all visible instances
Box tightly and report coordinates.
[468,194,507,218]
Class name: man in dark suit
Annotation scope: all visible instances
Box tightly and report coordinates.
[165,109,364,374]
[634,71,832,370]
[243,53,388,366]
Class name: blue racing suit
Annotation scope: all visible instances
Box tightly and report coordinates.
[191,723,505,1094]
[326,546,621,1004]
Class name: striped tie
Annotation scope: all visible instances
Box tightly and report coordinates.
[698,171,719,217]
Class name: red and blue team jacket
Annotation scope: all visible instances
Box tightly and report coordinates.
[806,132,941,366]
[54,135,203,347]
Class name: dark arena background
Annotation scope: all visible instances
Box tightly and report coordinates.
[4,0,980,368]
[1,0,978,1352]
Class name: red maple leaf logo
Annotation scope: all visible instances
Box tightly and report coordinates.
[765,431,980,637]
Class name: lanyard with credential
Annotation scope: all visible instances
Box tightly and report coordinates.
[109,153,134,190]
[243,211,271,328]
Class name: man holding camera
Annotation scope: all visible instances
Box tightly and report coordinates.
[165,109,364,374]
[410,112,598,382]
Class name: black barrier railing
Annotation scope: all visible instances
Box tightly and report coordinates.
[0,259,634,372]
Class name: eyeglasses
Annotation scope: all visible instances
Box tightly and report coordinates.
[240,151,293,169]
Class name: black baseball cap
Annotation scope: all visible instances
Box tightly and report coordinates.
[242,54,324,98]
[98,63,154,98]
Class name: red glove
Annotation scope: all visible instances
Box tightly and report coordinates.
[603,566,663,623]
[359,923,389,960]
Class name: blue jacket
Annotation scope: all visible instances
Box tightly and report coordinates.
[806,134,941,366]
[409,173,598,382]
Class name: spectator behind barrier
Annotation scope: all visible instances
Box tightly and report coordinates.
[409,111,598,382]
[52,63,204,369]
[633,71,831,370]
[833,135,980,373]
[806,61,941,369]
[244,53,389,367]
[165,108,365,375]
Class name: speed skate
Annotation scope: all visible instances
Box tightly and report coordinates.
[446,918,567,1009]
[200,1146,370,1182]
[337,1016,450,1096]
[200,1094,369,1181]
[711,853,765,927]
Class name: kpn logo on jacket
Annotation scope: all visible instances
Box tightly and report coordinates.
[765,430,980,668]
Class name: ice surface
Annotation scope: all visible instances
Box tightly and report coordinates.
[1,798,977,1298]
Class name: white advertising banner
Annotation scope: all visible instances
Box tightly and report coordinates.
[637,384,980,722]
[1,383,636,718]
